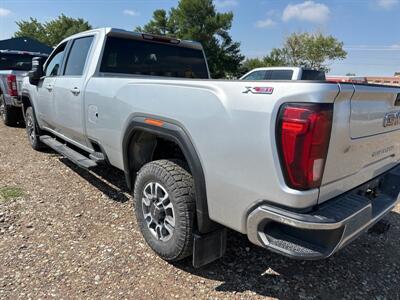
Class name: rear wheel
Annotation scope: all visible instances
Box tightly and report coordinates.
[134,159,195,262]
[0,94,19,127]
[25,107,45,151]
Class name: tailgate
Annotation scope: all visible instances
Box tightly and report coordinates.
[1,70,27,96]
[14,72,28,96]
[319,83,400,203]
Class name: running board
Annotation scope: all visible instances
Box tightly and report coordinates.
[40,135,98,169]
[89,151,105,163]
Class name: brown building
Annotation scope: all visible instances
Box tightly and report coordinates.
[366,76,400,86]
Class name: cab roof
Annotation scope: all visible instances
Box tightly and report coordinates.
[60,27,204,50]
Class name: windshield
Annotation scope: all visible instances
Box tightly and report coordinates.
[0,53,37,71]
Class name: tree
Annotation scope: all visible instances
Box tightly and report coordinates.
[281,32,347,72]
[136,0,244,78]
[14,14,92,47]
[346,72,356,76]
[13,18,46,44]
[240,48,289,75]
[137,9,175,35]
[240,32,347,74]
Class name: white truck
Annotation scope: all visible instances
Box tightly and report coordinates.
[240,67,326,81]
[21,28,400,267]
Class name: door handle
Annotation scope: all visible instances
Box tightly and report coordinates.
[46,84,53,91]
[70,87,80,96]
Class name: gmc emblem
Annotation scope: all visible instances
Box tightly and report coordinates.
[383,111,400,127]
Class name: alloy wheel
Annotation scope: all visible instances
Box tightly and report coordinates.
[141,182,175,242]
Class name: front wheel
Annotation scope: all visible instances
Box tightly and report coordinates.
[25,107,45,151]
[134,159,195,262]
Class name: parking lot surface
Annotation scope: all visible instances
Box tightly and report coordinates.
[1,122,400,299]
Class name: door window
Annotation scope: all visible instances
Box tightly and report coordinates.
[44,43,67,77]
[64,36,94,76]
[242,70,267,80]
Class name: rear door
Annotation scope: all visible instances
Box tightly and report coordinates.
[51,35,94,147]
[319,83,400,203]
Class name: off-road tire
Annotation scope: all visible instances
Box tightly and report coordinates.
[25,107,45,151]
[134,159,195,262]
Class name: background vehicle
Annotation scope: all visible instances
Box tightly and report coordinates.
[21,28,400,267]
[0,50,48,126]
[240,67,326,81]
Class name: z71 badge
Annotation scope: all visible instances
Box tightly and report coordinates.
[383,111,400,127]
[243,87,274,94]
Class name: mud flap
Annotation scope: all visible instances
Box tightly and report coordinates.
[192,228,227,268]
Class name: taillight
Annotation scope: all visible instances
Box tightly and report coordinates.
[276,103,333,190]
[6,75,18,97]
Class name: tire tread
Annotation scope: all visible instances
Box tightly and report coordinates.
[134,159,195,261]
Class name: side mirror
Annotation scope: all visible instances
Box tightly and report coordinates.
[29,57,45,86]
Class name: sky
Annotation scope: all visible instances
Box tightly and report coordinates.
[0,0,399,76]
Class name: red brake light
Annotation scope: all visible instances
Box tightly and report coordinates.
[6,75,18,97]
[142,34,180,45]
[276,103,333,190]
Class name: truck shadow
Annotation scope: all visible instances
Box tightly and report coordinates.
[59,158,130,203]
[175,213,400,299]
[58,157,400,298]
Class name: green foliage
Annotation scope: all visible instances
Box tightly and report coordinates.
[136,0,244,78]
[281,32,347,72]
[14,14,92,47]
[240,48,289,75]
[13,18,46,44]
[136,9,174,35]
[241,32,346,74]
[0,186,24,202]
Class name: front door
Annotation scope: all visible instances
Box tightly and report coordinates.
[36,42,67,129]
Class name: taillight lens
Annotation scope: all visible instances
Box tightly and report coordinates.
[276,103,333,190]
[6,75,18,97]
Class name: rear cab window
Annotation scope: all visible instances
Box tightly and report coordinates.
[99,36,209,79]
[301,69,326,80]
[268,70,293,80]
[0,53,39,71]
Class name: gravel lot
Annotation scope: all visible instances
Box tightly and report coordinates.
[1,121,400,299]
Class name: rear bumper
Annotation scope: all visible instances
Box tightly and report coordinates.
[247,164,400,259]
[4,94,22,107]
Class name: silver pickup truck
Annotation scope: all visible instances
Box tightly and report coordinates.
[21,28,400,267]
[0,50,48,126]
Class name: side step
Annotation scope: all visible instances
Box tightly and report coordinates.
[89,151,105,163]
[40,135,98,169]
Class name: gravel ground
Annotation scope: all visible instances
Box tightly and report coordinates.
[1,122,400,300]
